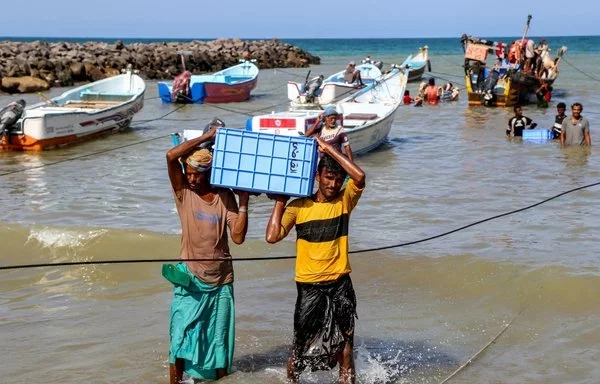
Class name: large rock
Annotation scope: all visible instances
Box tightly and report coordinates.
[87,66,106,81]
[1,76,50,93]
[70,62,86,80]
[0,38,320,91]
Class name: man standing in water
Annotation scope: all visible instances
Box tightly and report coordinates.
[507,105,537,137]
[551,102,567,139]
[266,137,366,384]
[165,126,249,383]
[561,102,591,147]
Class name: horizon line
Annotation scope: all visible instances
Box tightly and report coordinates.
[1,34,598,41]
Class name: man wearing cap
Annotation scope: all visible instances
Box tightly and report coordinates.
[343,61,364,86]
[165,126,250,384]
[305,106,353,161]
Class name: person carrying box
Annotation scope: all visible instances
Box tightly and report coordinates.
[265,137,366,384]
[165,126,250,384]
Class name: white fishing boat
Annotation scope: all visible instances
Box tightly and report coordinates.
[401,46,431,82]
[0,69,145,151]
[251,67,408,155]
[287,61,383,111]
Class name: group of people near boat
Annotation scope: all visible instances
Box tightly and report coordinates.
[165,113,363,383]
[505,38,563,80]
[507,102,591,146]
[401,78,459,106]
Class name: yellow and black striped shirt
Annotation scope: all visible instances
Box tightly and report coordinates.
[281,179,364,283]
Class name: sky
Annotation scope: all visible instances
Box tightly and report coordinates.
[1,0,598,39]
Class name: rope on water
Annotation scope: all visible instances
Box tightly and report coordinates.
[273,67,308,79]
[0,90,318,177]
[350,180,600,254]
[130,104,187,126]
[0,105,187,177]
[562,58,600,82]
[427,71,467,91]
[1,181,598,271]
[438,310,523,384]
[0,133,171,177]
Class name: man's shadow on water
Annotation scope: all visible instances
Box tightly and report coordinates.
[234,337,457,382]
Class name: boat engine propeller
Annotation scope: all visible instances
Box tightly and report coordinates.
[304,75,324,103]
[0,99,26,138]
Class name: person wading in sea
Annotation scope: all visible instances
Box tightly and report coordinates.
[551,102,567,139]
[265,137,366,384]
[165,126,250,384]
[560,102,591,147]
[507,105,537,137]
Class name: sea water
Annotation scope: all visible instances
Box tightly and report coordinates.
[1,36,600,383]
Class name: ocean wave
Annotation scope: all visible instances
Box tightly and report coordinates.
[27,227,108,249]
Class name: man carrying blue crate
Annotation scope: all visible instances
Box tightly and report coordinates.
[265,137,366,384]
[165,125,250,384]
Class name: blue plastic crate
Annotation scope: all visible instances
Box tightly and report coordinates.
[211,128,318,197]
[523,129,553,141]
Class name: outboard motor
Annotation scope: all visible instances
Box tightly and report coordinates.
[304,75,324,103]
[0,99,26,137]
[373,60,384,70]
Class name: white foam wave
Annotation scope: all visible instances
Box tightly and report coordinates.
[27,227,107,249]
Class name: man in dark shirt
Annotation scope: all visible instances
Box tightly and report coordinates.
[552,102,567,139]
[507,106,537,137]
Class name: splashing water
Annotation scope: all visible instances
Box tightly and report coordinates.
[27,227,107,249]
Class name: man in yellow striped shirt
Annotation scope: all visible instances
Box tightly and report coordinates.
[266,137,366,384]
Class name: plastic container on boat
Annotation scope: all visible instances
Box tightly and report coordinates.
[211,128,318,197]
[523,129,553,141]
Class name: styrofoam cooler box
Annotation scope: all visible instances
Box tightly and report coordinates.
[211,128,318,197]
[246,113,344,136]
[523,129,553,141]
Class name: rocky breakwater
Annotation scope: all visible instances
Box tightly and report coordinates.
[0,38,321,94]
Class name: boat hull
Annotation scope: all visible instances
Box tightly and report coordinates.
[342,107,396,155]
[407,65,426,82]
[402,46,429,82]
[203,77,258,103]
[1,72,145,151]
[249,68,407,156]
[158,61,259,104]
[465,74,546,107]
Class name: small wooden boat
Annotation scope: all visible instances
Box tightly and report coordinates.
[0,69,145,151]
[401,46,430,82]
[158,60,259,104]
[254,67,408,155]
[287,61,383,110]
[461,15,567,107]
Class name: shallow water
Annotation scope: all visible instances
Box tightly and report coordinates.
[1,50,600,383]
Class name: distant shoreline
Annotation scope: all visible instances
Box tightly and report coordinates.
[2,34,599,42]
